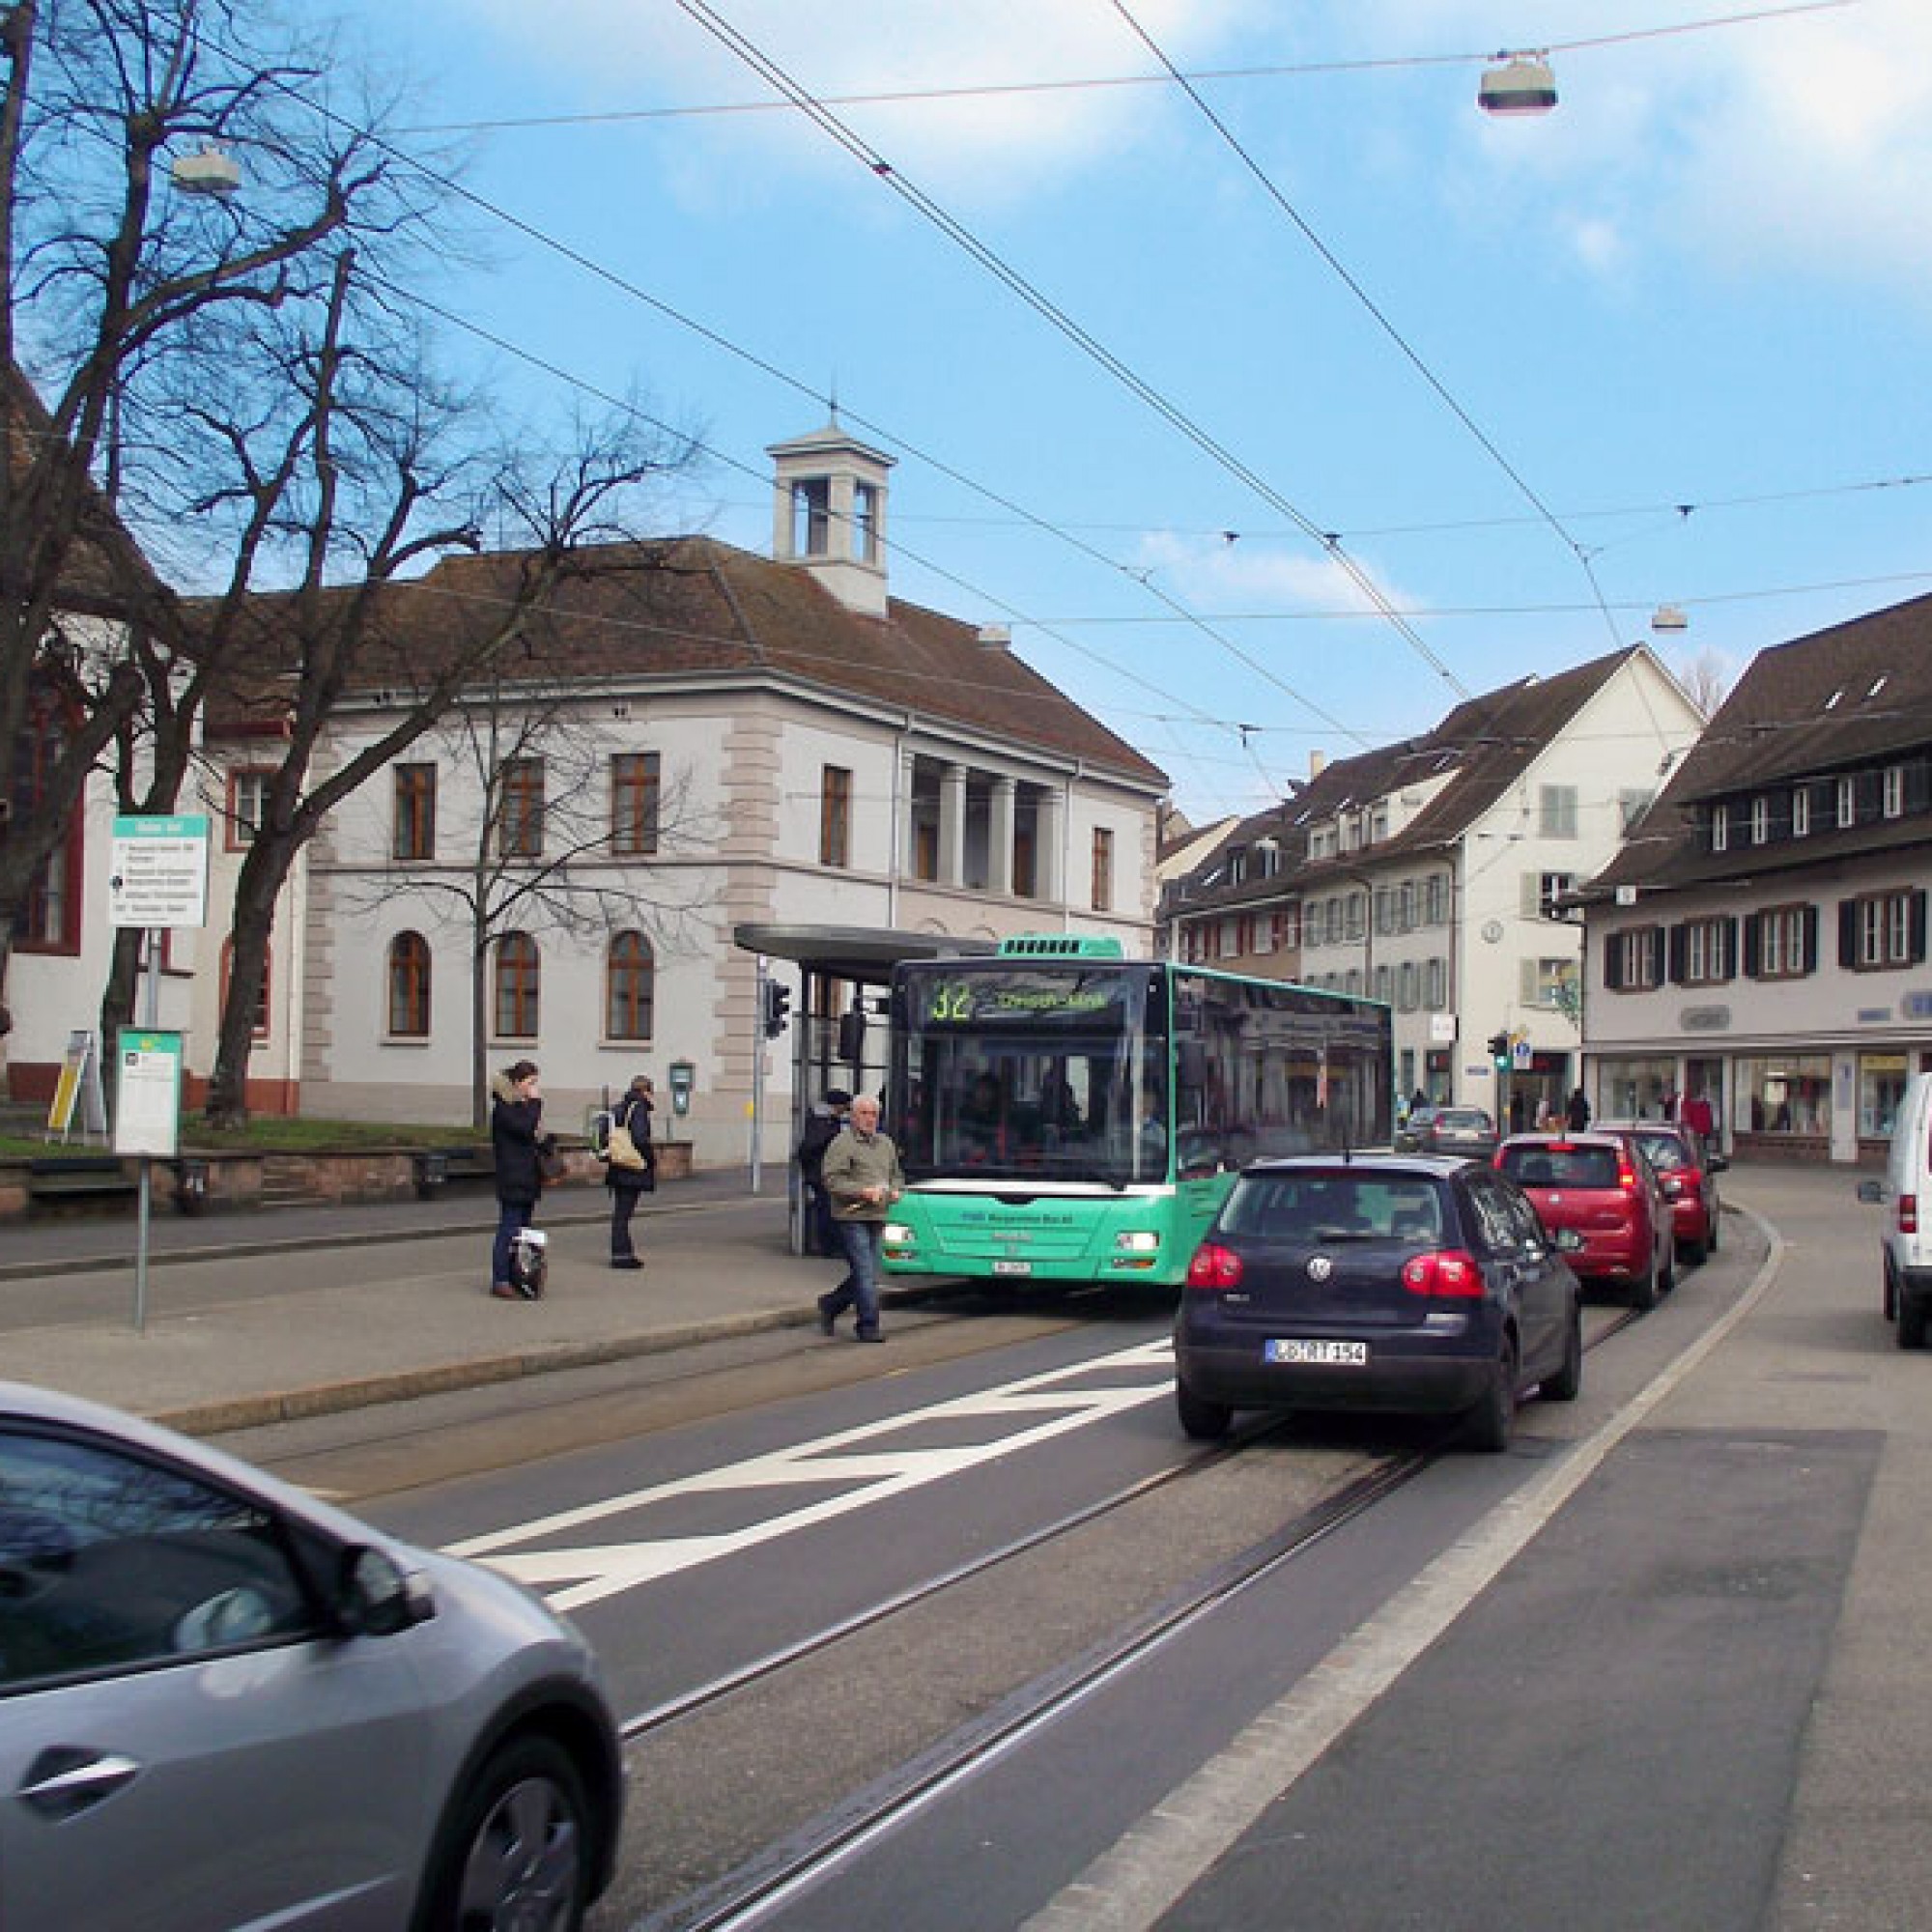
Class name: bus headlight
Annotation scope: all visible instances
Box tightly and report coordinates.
[883,1222,914,1246]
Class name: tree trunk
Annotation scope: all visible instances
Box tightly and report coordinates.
[203,841,292,1128]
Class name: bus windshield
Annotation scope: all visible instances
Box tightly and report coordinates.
[893,966,1169,1186]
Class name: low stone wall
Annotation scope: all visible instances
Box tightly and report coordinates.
[0,1143,696,1223]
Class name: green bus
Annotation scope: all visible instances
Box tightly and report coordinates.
[881,936,1394,1290]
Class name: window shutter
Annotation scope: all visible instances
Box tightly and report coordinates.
[1801,905,1819,973]
[1604,931,1625,992]
[1520,873,1541,919]
[1838,900,1858,970]
[1520,958,1540,1005]
[1667,923,1688,985]
[1743,916,1762,979]
[1914,891,1929,965]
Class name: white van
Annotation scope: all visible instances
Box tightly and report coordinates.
[1861,1071,1932,1349]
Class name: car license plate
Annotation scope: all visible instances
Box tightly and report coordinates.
[1264,1339,1369,1366]
[992,1259,1032,1276]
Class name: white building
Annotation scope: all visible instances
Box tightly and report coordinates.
[296,424,1168,1161]
[1164,648,1706,1122]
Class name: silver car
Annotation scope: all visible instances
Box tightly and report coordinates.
[0,1381,622,1930]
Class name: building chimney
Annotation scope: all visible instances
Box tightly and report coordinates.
[1310,750,1327,781]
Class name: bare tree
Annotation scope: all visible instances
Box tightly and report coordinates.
[336,659,713,1126]
[1679,647,1733,720]
[0,0,696,1122]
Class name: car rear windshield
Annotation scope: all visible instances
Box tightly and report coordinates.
[1436,1110,1488,1129]
[1223,1174,1444,1244]
[1498,1144,1620,1189]
[1633,1133,1688,1171]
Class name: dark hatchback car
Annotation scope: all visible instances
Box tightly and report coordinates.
[1494,1131,1676,1308]
[1593,1119,1725,1264]
[1174,1153,1582,1453]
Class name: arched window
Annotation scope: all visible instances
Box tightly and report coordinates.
[388,932,431,1037]
[607,931,655,1041]
[494,932,540,1039]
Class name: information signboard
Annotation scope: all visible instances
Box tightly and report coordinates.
[113,1030,184,1159]
[108,814,211,929]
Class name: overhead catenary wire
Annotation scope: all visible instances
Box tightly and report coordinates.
[670,0,1472,706]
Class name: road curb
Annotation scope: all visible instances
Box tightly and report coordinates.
[152,1302,824,1436]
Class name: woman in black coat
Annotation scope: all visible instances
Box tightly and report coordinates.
[606,1074,657,1268]
[490,1060,552,1298]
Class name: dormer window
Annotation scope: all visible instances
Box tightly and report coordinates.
[1750,796,1770,845]
[1711,805,1729,853]
[1885,765,1905,819]
[1792,787,1810,837]
[1837,777,1857,828]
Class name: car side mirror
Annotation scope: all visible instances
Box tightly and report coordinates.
[1856,1179,1885,1206]
[336,1546,436,1637]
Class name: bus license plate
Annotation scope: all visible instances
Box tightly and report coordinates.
[1265,1339,1368,1366]
[992,1260,1033,1276]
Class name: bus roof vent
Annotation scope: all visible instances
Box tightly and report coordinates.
[997,934,1126,959]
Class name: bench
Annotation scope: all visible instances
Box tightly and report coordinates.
[28,1154,139,1209]
[412,1146,495,1199]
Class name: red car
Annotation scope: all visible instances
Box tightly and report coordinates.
[1494,1132,1676,1310]
[1594,1119,1725,1264]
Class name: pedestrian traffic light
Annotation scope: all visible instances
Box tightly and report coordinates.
[762,980,792,1038]
[1488,1031,1511,1070]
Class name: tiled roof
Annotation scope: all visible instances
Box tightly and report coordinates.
[1591,593,1932,892]
[1170,647,1642,912]
[206,535,1166,785]
[5,361,168,617]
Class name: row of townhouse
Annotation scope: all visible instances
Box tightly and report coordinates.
[1579,592,1932,1167]
[9,422,1170,1164]
[1161,648,1708,1129]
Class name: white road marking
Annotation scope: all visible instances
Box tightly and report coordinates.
[447,1338,1173,1612]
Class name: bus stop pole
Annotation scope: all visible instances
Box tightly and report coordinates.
[750,957,765,1196]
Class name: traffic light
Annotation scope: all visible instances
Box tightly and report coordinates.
[1488,1031,1511,1070]
[762,980,792,1038]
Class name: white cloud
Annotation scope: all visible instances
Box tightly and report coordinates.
[451,0,1277,203]
[1135,527,1418,616]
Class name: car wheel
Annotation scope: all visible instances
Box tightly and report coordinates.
[1541,1303,1583,1403]
[419,1733,594,1932]
[1175,1381,1233,1441]
[1463,1338,1518,1453]
[1627,1259,1660,1313]
[1659,1244,1677,1295]
[1680,1234,1708,1267]
[1707,1206,1719,1254]
[1899,1291,1927,1352]
[1884,1259,1897,1323]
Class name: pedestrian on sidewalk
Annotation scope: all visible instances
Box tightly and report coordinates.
[1565,1085,1592,1133]
[796,1087,851,1257]
[607,1073,657,1269]
[490,1060,554,1300]
[816,1093,903,1343]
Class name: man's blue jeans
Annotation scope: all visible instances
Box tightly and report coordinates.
[826,1218,884,1335]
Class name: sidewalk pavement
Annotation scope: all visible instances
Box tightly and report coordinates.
[0,1166,860,1435]
[0,1157,1863,1440]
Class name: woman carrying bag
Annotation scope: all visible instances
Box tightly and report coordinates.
[606,1074,657,1269]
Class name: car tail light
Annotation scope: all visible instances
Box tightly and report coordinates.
[1902,1194,1919,1236]
[1402,1248,1484,1297]
[1617,1158,1641,1194]
[1186,1242,1244,1291]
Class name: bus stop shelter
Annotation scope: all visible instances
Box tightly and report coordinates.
[733,923,998,1247]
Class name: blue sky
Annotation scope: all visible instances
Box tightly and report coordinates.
[337,0,1932,823]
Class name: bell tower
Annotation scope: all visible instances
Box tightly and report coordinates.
[768,422,895,618]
